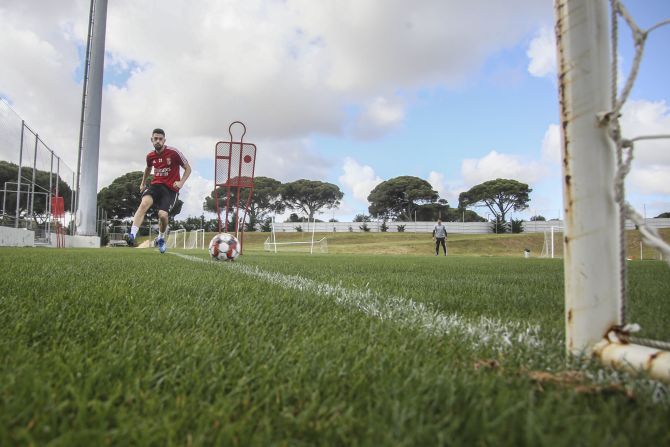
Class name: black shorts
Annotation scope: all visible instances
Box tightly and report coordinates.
[142,183,179,213]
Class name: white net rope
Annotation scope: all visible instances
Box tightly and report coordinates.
[167,229,186,249]
[605,0,670,348]
[185,229,204,249]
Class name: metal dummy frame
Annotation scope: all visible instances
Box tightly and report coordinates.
[214,121,257,253]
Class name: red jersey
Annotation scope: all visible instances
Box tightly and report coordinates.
[146,146,188,192]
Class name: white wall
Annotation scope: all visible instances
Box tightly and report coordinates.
[0,227,99,247]
[268,218,670,233]
[47,233,100,248]
[0,226,35,246]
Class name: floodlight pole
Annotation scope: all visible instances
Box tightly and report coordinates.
[77,0,108,236]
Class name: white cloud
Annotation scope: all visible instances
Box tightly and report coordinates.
[254,139,332,183]
[461,150,545,186]
[0,0,550,176]
[527,26,556,78]
[174,170,214,220]
[541,124,561,164]
[1,0,563,224]
[427,171,463,207]
[352,96,405,139]
[338,157,382,203]
[290,0,549,92]
[620,100,670,167]
[427,171,446,198]
[628,166,670,195]
[621,101,670,199]
[535,99,670,214]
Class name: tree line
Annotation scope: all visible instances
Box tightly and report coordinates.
[95,170,536,229]
[3,160,669,234]
[0,160,553,232]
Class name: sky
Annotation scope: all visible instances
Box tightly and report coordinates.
[0,0,669,222]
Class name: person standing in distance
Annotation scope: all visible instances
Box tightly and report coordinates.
[126,128,191,253]
[432,219,448,256]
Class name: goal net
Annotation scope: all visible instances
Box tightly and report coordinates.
[185,229,205,249]
[556,0,670,380]
[167,228,187,249]
[264,236,328,254]
[540,226,563,259]
[264,216,328,254]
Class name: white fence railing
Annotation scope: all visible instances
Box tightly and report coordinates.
[266,218,670,234]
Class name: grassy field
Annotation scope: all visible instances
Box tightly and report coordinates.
[192,228,669,258]
[1,232,669,445]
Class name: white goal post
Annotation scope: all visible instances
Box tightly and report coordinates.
[264,216,328,254]
[185,229,205,249]
[167,228,187,249]
[556,0,669,381]
[540,226,563,259]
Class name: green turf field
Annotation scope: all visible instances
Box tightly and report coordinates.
[0,236,669,445]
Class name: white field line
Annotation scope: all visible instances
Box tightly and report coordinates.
[170,252,545,352]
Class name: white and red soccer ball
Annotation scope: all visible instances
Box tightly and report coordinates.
[208,233,241,261]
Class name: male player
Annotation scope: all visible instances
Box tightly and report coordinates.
[432,219,448,256]
[126,128,191,253]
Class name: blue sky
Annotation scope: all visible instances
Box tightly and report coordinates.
[1,0,668,222]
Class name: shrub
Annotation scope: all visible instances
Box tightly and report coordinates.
[397,224,406,233]
[511,218,524,233]
[490,217,510,234]
[259,218,272,232]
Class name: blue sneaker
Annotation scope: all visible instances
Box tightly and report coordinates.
[126,234,135,247]
[157,237,166,254]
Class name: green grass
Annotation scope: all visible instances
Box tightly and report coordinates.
[0,244,669,446]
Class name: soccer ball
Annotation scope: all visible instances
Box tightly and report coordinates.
[209,233,241,261]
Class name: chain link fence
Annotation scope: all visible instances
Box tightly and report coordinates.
[0,98,79,244]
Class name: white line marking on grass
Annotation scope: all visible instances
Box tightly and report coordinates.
[170,252,545,353]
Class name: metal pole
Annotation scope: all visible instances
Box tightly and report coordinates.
[15,121,25,228]
[70,171,76,233]
[77,0,108,236]
[551,226,556,259]
[75,0,95,224]
[29,134,38,218]
[272,215,277,253]
[556,0,622,355]
[310,216,315,254]
[47,151,54,243]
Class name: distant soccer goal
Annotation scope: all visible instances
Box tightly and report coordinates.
[264,216,328,254]
[185,229,205,249]
[264,236,328,254]
[540,226,563,259]
[167,228,187,249]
